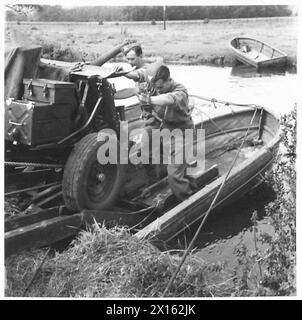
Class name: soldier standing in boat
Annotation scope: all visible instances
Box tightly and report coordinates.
[114,48,195,200]
[137,65,195,201]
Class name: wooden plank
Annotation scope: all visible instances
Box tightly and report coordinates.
[5,207,62,232]
[5,182,60,196]
[5,214,82,256]
[5,206,160,256]
[187,164,219,187]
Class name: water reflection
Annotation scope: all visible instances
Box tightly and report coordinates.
[230,65,287,78]
[168,183,276,250]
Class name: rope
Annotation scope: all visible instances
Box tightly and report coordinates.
[197,108,239,141]
[190,94,260,109]
[193,96,261,159]
[196,108,251,157]
[162,107,258,297]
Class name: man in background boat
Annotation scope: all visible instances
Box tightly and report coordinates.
[137,65,195,201]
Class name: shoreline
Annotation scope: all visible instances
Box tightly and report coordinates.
[116,53,297,72]
[6,16,297,73]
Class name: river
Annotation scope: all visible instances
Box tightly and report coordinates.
[171,64,297,115]
[111,64,297,115]
[109,64,298,264]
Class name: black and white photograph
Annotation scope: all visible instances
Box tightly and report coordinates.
[2,0,299,301]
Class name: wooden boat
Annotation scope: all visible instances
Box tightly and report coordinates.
[135,97,281,246]
[229,37,287,69]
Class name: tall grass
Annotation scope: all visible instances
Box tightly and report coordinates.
[6,224,233,297]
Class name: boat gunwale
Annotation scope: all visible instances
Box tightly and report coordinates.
[194,105,281,132]
[136,144,278,241]
[229,36,288,58]
[164,155,276,243]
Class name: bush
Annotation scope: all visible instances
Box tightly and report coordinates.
[259,106,296,295]
[41,42,81,61]
[232,106,296,296]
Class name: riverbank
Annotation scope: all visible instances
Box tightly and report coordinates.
[5,17,297,70]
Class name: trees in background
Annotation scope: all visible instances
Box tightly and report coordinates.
[5,5,294,22]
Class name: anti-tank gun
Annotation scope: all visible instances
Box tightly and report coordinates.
[5,40,139,214]
[4,42,170,255]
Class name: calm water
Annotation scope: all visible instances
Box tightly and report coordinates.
[171,64,298,115]
[109,64,298,261]
[111,64,297,115]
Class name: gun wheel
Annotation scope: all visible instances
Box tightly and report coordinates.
[62,133,125,211]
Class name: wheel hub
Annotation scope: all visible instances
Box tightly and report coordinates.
[96,173,106,183]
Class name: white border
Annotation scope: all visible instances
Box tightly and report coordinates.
[1,0,300,300]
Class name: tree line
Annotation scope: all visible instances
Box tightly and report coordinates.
[6,5,294,22]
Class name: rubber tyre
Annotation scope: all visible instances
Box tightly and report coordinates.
[62,132,125,211]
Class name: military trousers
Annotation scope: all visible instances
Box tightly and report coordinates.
[141,118,195,201]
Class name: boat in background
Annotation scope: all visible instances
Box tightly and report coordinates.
[229,37,287,69]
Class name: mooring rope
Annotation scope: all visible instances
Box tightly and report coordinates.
[196,108,240,142]
[192,96,259,161]
[191,94,259,144]
[190,94,260,109]
[162,107,259,297]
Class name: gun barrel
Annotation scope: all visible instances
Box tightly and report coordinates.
[91,44,124,67]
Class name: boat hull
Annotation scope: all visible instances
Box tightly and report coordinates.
[136,107,280,245]
[229,37,287,69]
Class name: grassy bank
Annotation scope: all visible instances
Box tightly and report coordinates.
[5,17,297,69]
[5,226,230,297]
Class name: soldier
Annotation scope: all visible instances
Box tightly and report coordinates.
[137,65,195,201]
[114,44,163,101]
